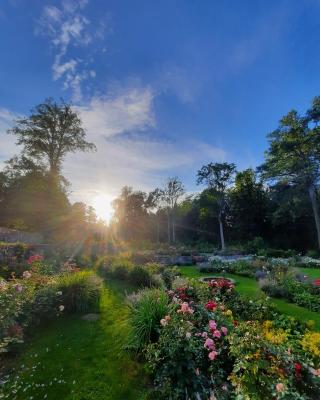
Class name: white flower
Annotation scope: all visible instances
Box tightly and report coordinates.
[23,270,32,279]
[59,305,65,312]
[56,291,62,296]
[0,279,8,291]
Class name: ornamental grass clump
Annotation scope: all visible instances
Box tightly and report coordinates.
[55,271,103,313]
[128,288,169,351]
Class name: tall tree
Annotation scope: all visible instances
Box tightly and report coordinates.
[197,162,236,250]
[162,177,185,243]
[230,168,270,241]
[112,186,150,241]
[148,188,164,244]
[259,96,320,249]
[8,98,96,175]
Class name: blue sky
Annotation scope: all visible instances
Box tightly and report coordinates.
[1,0,320,209]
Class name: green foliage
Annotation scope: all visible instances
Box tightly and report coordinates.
[56,271,103,313]
[128,265,154,287]
[228,321,320,399]
[1,283,148,400]
[128,288,169,351]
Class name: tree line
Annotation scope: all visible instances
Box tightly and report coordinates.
[1,96,320,252]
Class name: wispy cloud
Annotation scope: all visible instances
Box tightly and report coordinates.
[0,108,20,169]
[35,0,106,101]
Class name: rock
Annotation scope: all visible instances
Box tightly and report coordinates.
[81,313,100,321]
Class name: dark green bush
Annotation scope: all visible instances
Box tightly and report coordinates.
[129,265,154,287]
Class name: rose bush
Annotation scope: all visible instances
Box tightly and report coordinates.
[131,278,320,399]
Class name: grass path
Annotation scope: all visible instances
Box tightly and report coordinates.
[2,281,147,400]
[179,266,320,330]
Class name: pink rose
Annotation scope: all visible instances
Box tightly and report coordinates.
[178,302,194,314]
[276,383,285,393]
[221,326,228,336]
[204,338,214,350]
[213,330,221,339]
[208,350,218,361]
[209,320,217,331]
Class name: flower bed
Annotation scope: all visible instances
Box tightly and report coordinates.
[129,278,320,399]
[0,255,103,356]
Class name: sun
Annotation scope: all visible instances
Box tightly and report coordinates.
[91,193,114,224]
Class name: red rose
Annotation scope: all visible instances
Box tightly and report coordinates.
[205,301,217,311]
[233,320,238,327]
[295,363,302,379]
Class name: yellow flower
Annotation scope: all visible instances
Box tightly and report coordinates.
[263,320,273,329]
[264,327,287,345]
[301,332,320,359]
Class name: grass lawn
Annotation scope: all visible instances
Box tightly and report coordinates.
[179,265,320,330]
[2,281,148,400]
[299,267,320,279]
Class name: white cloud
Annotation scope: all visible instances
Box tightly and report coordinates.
[0,108,20,169]
[36,0,105,100]
[75,85,156,138]
[0,85,227,208]
[64,84,226,204]
[159,65,201,104]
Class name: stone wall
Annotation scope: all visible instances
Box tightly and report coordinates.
[0,227,43,245]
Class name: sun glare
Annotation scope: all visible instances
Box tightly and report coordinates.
[92,193,114,224]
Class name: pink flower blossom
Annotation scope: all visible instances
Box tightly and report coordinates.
[209,320,217,331]
[208,350,218,361]
[14,283,23,293]
[213,330,221,339]
[221,326,228,336]
[276,383,285,393]
[201,331,208,338]
[178,302,194,314]
[27,254,43,265]
[204,338,214,350]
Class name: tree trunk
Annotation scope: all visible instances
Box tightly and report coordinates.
[172,218,175,243]
[308,184,320,250]
[156,218,160,244]
[167,212,171,243]
[218,215,225,251]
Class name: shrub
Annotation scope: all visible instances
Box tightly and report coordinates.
[145,297,233,399]
[55,271,103,313]
[109,260,133,280]
[128,265,154,288]
[244,236,266,254]
[160,267,177,289]
[228,321,320,399]
[128,288,169,351]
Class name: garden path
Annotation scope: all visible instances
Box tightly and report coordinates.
[2,281,147,400]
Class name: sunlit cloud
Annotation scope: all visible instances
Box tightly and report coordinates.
[64,83,226,205]
[0,108,20,169]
